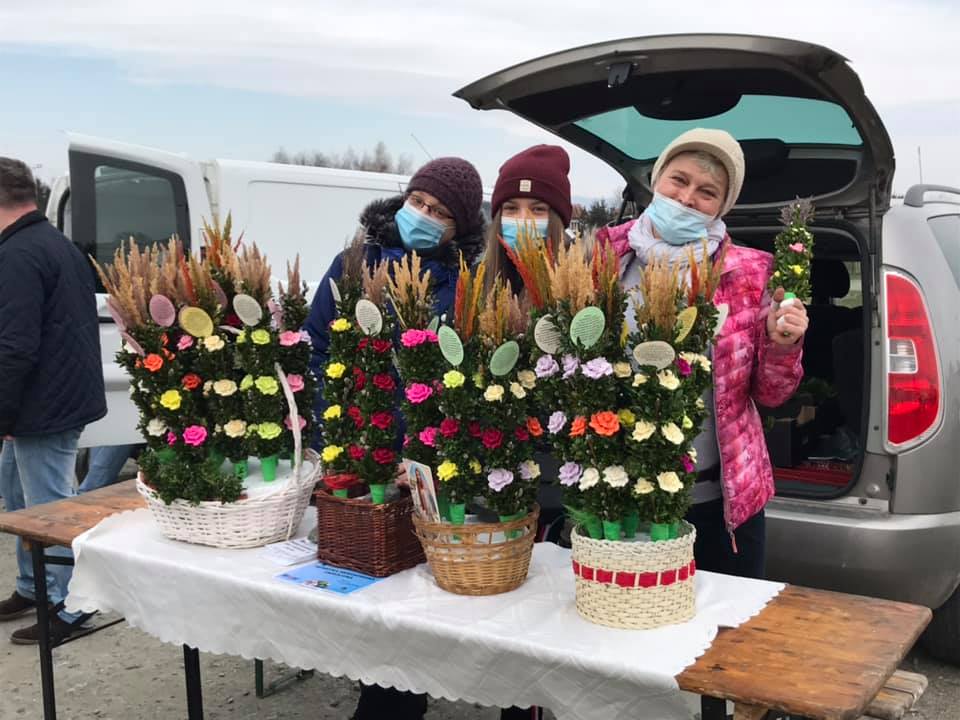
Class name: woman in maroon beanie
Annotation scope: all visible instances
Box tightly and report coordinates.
[482,144,572,295]
[483,144,573,720]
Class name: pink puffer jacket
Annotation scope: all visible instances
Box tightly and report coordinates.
[597,221,804,535]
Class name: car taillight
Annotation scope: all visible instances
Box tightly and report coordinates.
[885,270,942,447]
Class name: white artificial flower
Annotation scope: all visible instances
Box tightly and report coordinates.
[146,418,167,437]
[658,370,680,391]
[517,370,537,390]
[632,373,648,387]
[633,478,655,495]
[602,465,630,488]
[578,467,600,490]
[661,423,685,445]
[657,472,684,494]
[632,420,656,442]
[509,382,527,400]
[613,362,633,378]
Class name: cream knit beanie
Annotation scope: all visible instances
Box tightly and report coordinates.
[651,128,746,217]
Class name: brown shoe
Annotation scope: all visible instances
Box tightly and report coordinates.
[10,615,90,646]
[0,592,35,621]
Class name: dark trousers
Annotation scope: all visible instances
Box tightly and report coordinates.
[684,498,766,579]
[354,684,542,719]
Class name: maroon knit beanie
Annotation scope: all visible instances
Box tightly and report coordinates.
[491,145,572,227]
[406,157,483,235]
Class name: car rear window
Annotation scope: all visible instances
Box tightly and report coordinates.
[575,95,863,160]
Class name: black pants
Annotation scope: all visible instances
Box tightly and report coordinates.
[354,684,543,719]
[684,498,766,579]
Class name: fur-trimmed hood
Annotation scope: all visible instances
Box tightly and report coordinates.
[357,195,486,267]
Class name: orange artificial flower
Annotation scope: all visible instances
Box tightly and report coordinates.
[181,373,202,391]
[589,411,621,437]
[162,349,175,361]
[569,416,587,438]
[526,417,544,437]
[160,333,170,346]
[143,354,164,372]
[134,358,143,369]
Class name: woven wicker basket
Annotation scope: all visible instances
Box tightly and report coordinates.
[136,457,321,549]
[570,521,697,629]
[315,488,425,577]
[412,505,539,596]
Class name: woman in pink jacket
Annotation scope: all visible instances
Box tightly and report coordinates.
[598,128,808,579]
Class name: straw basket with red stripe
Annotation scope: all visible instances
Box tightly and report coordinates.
[570,522,697,629]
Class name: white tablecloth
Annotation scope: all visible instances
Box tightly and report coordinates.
[66,509,783,720]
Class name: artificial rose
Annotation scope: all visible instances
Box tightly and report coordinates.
[437,460,459,482]
[632,420,656,442]
[561,354,579,379]
[443,370,465,389]
[676,357,692,377]
[581,357,613,380]
[681,454,696,473]
[487,469,514,492]
[255,376,279,395]
[322,445,344,463]
[400,329,428,347]
[558,462,581,486]
[285,415,307,431]
[182,425,208,447]
[535,355,559,378]
[251,329,271,345]
[370,411,394,430]
[633,373,648,387]
[373,373,396,392]
[279,330,301,347]
[526,417,544,437]
[348,445,366,461]
[578,467,600,490]
[330,318,351,332]
[418,426,438,447]
[519,460,540,480]
[159,390,182,410]
[347,406,364,429]
[212,379,237,397]
[484,384,505,402]
[657,370,680,390]
[439,418,460,438]
[633,478,655,495]
[286,374,305,393]
[602,465,629,488]
[617,408,636,427]
[181,374,202,391]
[547,411,567,434]
[657,471,683,493]
[468,422,483,438]
[482,428,504,450]
[224,419,247,438]
[240,374,254,391]
[517,370,537,389]
[509,382,526,400]
[352,367,366,391]
[515,426,530,442]
[257,422,282,440]
[203,335,225,352]
[326,362,346,379]
[177,335,194,351]
[373,448,396,465]
[569,416,587,437]
[405,382,433,404]
[589,411,620,437]
[146,418,167,437]
[144,354,164,372]
[613,361,633,378]
[323,404,342,421]
[372,339,392,354]
[661,423,684,445]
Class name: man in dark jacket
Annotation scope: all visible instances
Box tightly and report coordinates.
[0,157,106,644]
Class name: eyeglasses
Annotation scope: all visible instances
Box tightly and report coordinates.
[408,193,454,223]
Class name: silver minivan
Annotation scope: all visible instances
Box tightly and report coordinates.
[456,34,960,662]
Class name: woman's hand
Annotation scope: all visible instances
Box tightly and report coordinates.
[767,287,809,345]
[393,462,410,488]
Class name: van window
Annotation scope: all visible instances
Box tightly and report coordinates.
[92,165,180,264]
[928,215,960,289]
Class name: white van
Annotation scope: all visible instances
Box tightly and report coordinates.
[47,134,429,448]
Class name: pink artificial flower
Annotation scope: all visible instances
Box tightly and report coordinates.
[166,431,178,446]
[182,425,208,447]
[789,242,805,253]
[284,415,307,431]
[422,330,439,343]
[177,335,194,351]
[681,454,696,474]
[418,426,438,447]
[279,330,301,347]
[676,357,692,377]
[401,329,428,348]
[299,330,311,343]
[405,382,434,404]
[286,374,305,393]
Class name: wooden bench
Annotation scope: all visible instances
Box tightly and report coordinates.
[861,669,928,720]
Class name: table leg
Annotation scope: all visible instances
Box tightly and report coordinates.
[701,696,727,720]
[30,543,57,720]
[183,645,204,720]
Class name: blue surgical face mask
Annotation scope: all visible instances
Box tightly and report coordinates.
[645,192,715,246]
[395,202,449,251]
[500,217,549,250]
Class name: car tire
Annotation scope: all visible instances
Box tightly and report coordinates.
[922,583,960,665]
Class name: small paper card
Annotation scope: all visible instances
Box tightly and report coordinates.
[260,537,318,566]
[403,458,442,522]
[276,563,381,595]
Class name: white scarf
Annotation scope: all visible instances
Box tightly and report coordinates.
[626,210,725,269]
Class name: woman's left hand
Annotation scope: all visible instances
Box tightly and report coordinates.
[767,287,809,345]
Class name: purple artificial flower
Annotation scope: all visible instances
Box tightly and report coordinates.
[487,469,514,493]
[561,354,580,379]
[547,411,567,435]
[535,354,560,379]
[581,357,613,380]
[558,462,581,487]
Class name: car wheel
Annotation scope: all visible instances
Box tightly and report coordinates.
[922,582,960,665]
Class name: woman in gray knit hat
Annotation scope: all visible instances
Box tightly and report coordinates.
[597,128,810,580]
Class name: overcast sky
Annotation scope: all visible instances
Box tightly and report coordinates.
[1,0,957,199]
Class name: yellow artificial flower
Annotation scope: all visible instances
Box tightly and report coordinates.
[633,478,655,496]
[484,384,505,402]
[251,329,271,345]
[657,370,680,391]
[330,318,351,332]
[469,459,482,474]
[633,373,648,387]
[437,460,459,482]
[472,369,485,389]
[773,271,781,279]
[213,379,238,397]
[323,404,342,421]
[322,445,344,463]
[326,362,346,379]
[617,409,637,427]
[203,335,225,352]
[661,422,685,445]
[239,374,254,391]
[443,370,466,389]
[509,382,526,400]
[791,264,804,276]
[257,422,282,440]
[224,419,247,438]
[159,390,182,411]
[517,370,537,390]
[613,362,633,378]
[632,419,656,442]
[237,330,247,344]
[255,376,279,395]
[657,471,683,494]
[682,415,694,430]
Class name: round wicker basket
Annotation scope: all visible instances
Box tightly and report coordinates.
[412,505,539,596]
[570,521,697,629]
[137,456,321,549]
